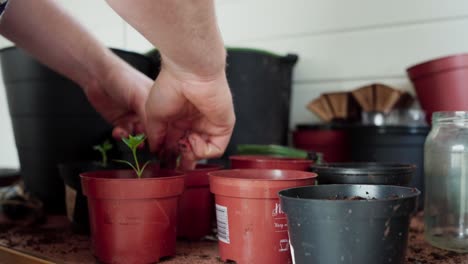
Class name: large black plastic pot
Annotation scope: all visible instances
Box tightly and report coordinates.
[1,47,158,212]
[349,125,429,209]
[279,185,420,264]
[58,162,107,233]
[147,48,298,167]
[311,162,415,185]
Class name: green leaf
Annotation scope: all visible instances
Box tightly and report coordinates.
[102,140,113,151]
[139,161,151,177]
[119,134,149,178]
[122,134,146,150]
[237,144,308,159]
[121,137,131,148]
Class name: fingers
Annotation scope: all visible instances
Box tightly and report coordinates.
[111,116,145,140]
[146,119,167,152]
[178,138,197,170]
[185,131,231,160]
[112,126,130,139]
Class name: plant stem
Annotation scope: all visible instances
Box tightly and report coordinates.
[132,146,141,178]
[102,150,108,167]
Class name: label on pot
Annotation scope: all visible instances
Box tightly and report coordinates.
[272,202,288,232]
[65,185,76,222]
[216,204,230,244]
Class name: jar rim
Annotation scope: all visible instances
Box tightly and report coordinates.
[432,111,468,124]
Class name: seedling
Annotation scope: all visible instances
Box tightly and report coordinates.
[93,140,113,167]
[114,134,150,178]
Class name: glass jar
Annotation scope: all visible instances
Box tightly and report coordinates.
[425,111,468,252]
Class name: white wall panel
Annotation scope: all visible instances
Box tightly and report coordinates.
[230,18,468,82]
[216,0,468,42]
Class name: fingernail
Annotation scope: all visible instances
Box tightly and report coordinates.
[205,144,212,156]
[179,143,188,153]
[188,135,196,147]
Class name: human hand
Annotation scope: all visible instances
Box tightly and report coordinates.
[145,66,235,168]
[82,61,153,139]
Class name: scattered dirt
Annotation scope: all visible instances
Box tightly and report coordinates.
[0,214,467,263]
[405,212,468,263]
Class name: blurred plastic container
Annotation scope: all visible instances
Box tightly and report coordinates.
[293,124,350,162]
[407,54,468,123]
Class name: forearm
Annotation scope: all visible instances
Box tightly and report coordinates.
[0,0,123,89]
[106,0,226,80]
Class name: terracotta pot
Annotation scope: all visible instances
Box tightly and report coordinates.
[292,124,350,162]
[177,164,223,240]
[81,169,185,264]
[230,155,313,171]
[209,169,317,264]
[407,54,468,123]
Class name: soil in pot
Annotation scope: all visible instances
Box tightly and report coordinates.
[209,169,317,264]
[279,184,420,264]
[177,164,223,240]
[229,155,313,171]
[81,169,184,264]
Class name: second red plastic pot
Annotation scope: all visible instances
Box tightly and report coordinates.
[230,155,313,170]
[177,164,223,240]
[209,169,317,264]
[292,124,350,162]
[81,169,185,264]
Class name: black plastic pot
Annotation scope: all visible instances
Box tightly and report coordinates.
[311,162,415,185]
[147,48,298,167]
[0,168,20,187]
[58,162,112,233]
[349,125,429,209]
[1,47,158,213]
[279,185,420,264]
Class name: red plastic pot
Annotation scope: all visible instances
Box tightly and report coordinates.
[230,155,313,170]
[177,164,223,240]
[292,124,350,162]
[81,169,185,264]
[209,169,317,264]
[407,54,468,123]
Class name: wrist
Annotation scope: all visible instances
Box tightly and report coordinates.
[160,48,226,82]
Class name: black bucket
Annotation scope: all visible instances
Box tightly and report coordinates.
[148,48,298,167]
[279,185,420,264]
[58,161,128,234]
[1,47,158,212]
[349,125,429,209]
[311,162,415,185]
[224,48,298,163]
[58,162,105,233]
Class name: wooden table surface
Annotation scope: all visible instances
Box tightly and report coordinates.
[0,213,466,264]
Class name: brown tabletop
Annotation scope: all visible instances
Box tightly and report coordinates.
[0,213,466,264]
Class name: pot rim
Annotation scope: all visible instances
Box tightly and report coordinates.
[80,169,185,181]
[279,184,420,203]
[311,162,416,175]
[210,169,317,199]
[81,169,185,199]
[407,53,468,80]
[209,169,317,181]
[229,155,312,164]
[178,163,223,173]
